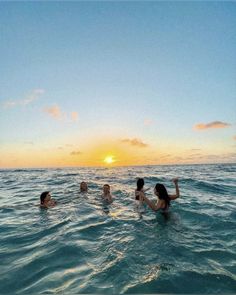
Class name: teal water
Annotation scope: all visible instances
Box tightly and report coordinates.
[0,164,235,294]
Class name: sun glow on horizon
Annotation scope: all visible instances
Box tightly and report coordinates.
[1,136,235,168]
[104,155,115,165]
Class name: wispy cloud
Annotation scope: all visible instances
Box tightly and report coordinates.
[43,106,79,123]
[3,89,44,108]
[189,153,203,157]
[206,153,236,161]
[184,152,236,162]
[71,112,79,122]
[121,138,148,148]
[70,150,82,156]
[44,105,63,120]
[194,121,231,130]
[172,156,184,161]
[159,154,172,159]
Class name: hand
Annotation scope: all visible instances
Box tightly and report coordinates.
[141,195,145,202]
[172,178,178,184]
[49,199,56,206]
[139,192,145,202]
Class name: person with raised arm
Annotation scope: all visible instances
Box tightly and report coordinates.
[141,178,180,213]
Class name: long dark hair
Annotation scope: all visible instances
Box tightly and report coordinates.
[155,183,170,208]
[40,191,49,205]
[137,178,144,191]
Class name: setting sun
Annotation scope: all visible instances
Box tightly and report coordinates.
[104,156,115,165]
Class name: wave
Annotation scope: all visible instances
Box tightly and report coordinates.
[0,164,236,294]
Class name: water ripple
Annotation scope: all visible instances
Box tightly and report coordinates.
[0,164,235,294]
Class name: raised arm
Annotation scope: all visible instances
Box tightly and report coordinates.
[143,187,150,192]
[169,178,180,200]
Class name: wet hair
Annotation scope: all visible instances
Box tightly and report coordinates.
[80,181,88,191]
[137,178,144,191]
[155,183,170,208]
[103,184,110,189]
[40,191,49,205]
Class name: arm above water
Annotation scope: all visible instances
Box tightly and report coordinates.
[169,178,180,200]
[142,194,161,212]
[143,187,150,192]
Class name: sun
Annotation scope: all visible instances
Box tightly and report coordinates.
[104,156,115,165]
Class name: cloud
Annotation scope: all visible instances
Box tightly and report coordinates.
[205,153,236,161]
[43,106,79,123]
[43,105,63,120]
[194,121,231,130]
[121,138,148,148]
[70,150,82,156]
[172,156,184,161]
[3,89,44,108]
[189,153,204,157]
[184,153,236,162]
[71,112,79,122]
[159,154,172,159]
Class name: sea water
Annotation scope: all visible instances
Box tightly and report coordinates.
[0,164,235,294]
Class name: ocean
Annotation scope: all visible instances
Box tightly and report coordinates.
[0,164,235,294]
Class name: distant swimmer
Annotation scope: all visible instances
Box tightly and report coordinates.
[102,184,113,203]
[142,178,180,213]
[40,191,57,208]
[80,181,88,193]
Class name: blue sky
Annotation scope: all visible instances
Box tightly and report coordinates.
[0,2,235,167]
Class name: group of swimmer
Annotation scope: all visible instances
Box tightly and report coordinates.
[40,178,180,213]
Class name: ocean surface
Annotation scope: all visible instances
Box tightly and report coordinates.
[0,164,236,294]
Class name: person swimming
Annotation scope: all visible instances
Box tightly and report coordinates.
[135,178,145,201]
[134,178,148,212]
[142,178,179,212]
[102,184,113,203]
[134,178,150,202]
[80,181,88,193]
[40,191,57,208]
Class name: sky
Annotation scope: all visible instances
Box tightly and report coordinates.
[0,2,235,168]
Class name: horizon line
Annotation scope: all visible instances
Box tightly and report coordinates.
[1,162,235,170]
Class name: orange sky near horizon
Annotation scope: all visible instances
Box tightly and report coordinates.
[1,135,235,169]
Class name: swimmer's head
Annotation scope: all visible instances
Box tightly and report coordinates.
[80,181,88,192]
[103,184,110,194]
[40,191,51,204]
[137,178,144,191]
